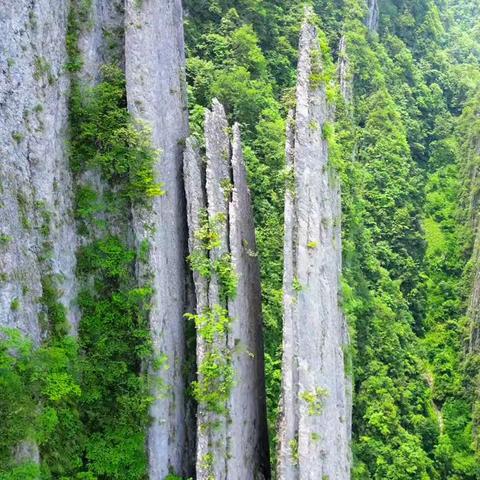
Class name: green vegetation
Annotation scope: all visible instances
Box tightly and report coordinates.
[70,64,163,204]
[184,0,480,476]
[11,132,24,144]
[187,211,237,415]
[2,0,480,478]
[0,1,160,476]
[300,387,329,416]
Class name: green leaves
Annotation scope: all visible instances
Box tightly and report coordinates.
[70,65,163,205]
[75,237,153,478]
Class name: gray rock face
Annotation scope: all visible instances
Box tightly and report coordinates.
[124,0,189,478]
[277,11,351,480]
[77,0,124,84]
[367,0,379,32]
[468,140,480,353]
[228,124,270,480]
[0,0,77,340]
[184,102,269,480]
[469,230,480,352]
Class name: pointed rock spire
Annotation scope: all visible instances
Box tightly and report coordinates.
[469,231,480,353]
[277,9,351,479]
[184,102,270,480]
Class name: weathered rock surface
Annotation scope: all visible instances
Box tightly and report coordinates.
[124,0,190,477]
[184,101,270,480]
[367,0,379,32]
[277,11,351,480]
[0,0,78,468]
[0,0,77,339]
[228,123,270,479]
[77,0,124,84]
[469,230,480,353]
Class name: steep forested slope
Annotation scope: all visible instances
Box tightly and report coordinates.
[1,0,480,479]
[183,0,480,477]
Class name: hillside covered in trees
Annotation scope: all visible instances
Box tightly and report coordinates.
[1,0,480,479]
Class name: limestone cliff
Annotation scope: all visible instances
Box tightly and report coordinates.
[184,101,270,480]
[0,0,78,467]
[125,0,190,477]
[277,11,351,480]
[0,0,76,342]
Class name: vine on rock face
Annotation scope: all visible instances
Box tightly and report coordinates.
[187,212,237,415]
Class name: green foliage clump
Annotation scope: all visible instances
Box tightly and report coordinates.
[300,387,329,416]
[187,205,237,415]
[0,327,82,478]
[188,211,238,301]
[187,305,234,414]
[70,65,163,205]
[74,240,153,479]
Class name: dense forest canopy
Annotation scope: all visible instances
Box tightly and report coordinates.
[1,0,480,479]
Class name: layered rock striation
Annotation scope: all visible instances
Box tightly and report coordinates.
[0,0,77,342]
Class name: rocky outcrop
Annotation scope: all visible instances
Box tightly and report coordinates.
[469,230,480,352]
[124,0,190,478]
[367,0,379,32]
[467,137,480,354]
[184,101,270,480]
[0,1,77,339]
[277,10,351,480]
[228,123,270,479]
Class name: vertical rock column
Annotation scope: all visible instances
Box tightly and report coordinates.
[277,11,351,480]
[228,124,270,479]
[184,101,270,480]
[0,0,77,466]
[124,0,189,478]
[367,0,379,32]
[467,141,480,449]
[468,142,480,354]
[469,230,480,353]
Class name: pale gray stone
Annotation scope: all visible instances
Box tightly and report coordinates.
[367,0,379,32]
[0,0,78,340]
[185,104,269,480]
[227,123,270,480]
[124,0,189,477]
[277,10,351,480]
[0,0,78,469]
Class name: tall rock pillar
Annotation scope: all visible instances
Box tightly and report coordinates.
[124,1,189,477]
[184,101,270,480]
[367,0,379,32]
[277,10,351,480]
